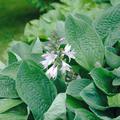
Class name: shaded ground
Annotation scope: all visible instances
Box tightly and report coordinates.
[0,0,39,61]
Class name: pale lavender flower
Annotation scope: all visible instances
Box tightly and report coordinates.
[40,52,57,68]
[60,61,71,73]
[46,65,58,79]
[63,44,76,61]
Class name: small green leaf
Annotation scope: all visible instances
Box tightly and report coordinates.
[0,74,18,98]
[16,60,57,120]
[107,93,120,107]
[105,47,120,68]
[8,51,18,65]
[112,78,120,86]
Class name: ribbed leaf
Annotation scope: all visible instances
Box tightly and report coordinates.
[0,74,18,98]
[90,67,118,95]
[95,4,120,44]
[16,60,57,120]
[65,14,104,71]
[80,83,108,110]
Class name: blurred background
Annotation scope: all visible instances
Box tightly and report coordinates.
[0,0,40,61]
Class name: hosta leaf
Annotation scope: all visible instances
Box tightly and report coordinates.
[0,104,27,120]
[112,78,120,86]
[11,42,32,60]
[16,60,57,120]
[66,95,88,113]
[44,93,66,120]
[74,108,100,120]
[112,67,120,77]
[1,62,21,80]
[110,0,120,6]
[90,67,118,95]
[65,14,104,71]
[107,93,120,107]
[8,51,18,65]
[66,79,91,100]
[90,107,116,120]
[80,83,108,110]
[11,41,42,63]
[0,99,22,113]
[95,4,120,43]
[105,47,120,68]
[0,74,18,98]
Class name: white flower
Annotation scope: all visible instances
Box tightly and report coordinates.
[63,44,76,61]
[59,37,65,43]
[60,61,71,73]
[46,65,58,79]
[40,52,57,68]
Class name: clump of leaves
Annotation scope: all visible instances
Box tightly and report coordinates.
[1,0,120,120]
[24,0,111,42]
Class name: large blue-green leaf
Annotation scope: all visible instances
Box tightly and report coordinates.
[16,60,57,120]
[65,14,104,71]
[95,4,120,44]
[44,93,66,120]
[80,83,108,110]
[90,67,118,95]
[66,79,91,100]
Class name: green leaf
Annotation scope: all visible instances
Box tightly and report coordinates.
[66,79,91,100]
[74,108,100,120]
[65,14,104,71]
[8,51,18,65]
[112,78,120,86]
[105,47,120,68]
[0,99,22,113]
[0,104,27,120]
[11,41,42,63]
[107,93,120,107]
[90,107,115,120]
[90,67,117,95]
[44,93,66,120]
[16,60,57,120]
[110,0,120,6]
[1,62,21,80]
[0,74,18,98]
[95,4,120,43]
[80,83,108,110]
[66,95,88,113]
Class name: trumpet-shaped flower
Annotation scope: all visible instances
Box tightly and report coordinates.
[61,61,71,73]
[63,44,75,61]
[46,65,58,79]
[40,52,57,68]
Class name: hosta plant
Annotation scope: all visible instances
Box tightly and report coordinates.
[1,1,120,120]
